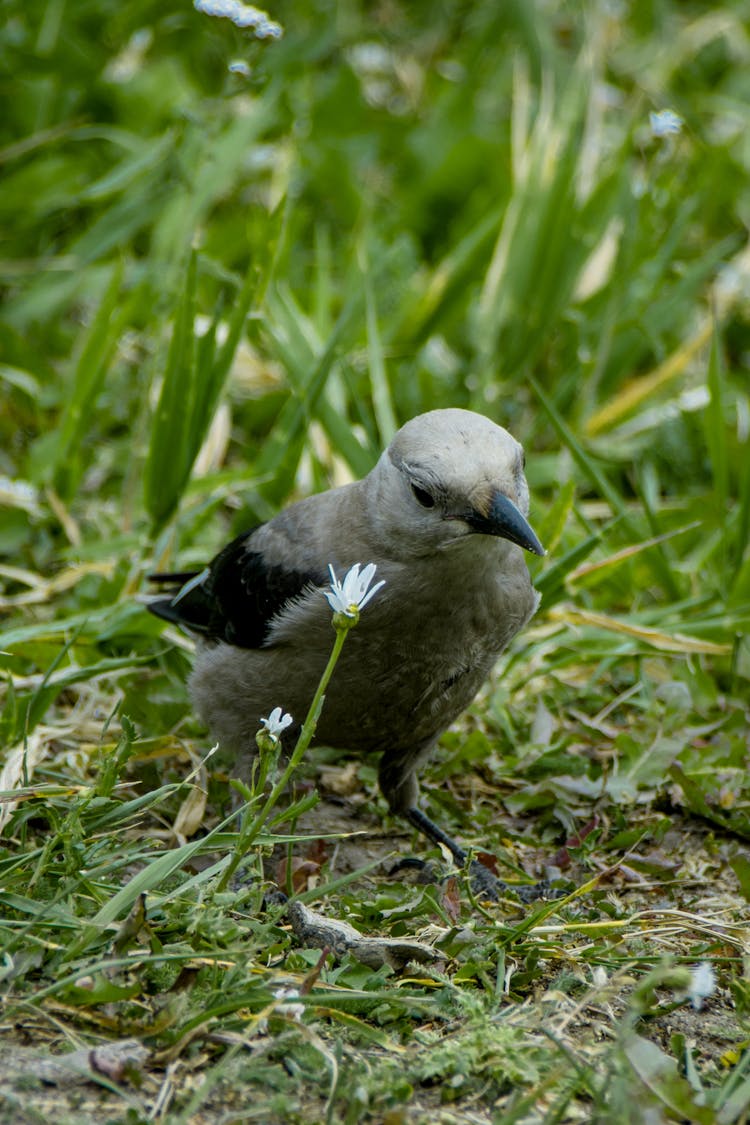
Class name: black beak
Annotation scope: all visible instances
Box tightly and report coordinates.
[467,492,545,556]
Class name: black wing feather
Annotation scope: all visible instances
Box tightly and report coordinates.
[148,527,324,648]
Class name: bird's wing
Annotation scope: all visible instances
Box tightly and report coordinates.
[148,527,326,648]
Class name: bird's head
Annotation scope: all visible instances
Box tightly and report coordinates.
[367,408,544,558]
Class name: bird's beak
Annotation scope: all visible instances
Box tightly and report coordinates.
[467,492,545,556]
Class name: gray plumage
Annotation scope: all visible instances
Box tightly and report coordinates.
[149,408,544,875]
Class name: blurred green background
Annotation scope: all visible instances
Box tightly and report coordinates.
[1,0,749,803]
[2,5,750,1119]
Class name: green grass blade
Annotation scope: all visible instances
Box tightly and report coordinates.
[253,280,369,500]
[364,246,398,445]
[393,207,503,349]
[527,373,631,528]
[704,321,729,513]
[143,249,198,531]
[64,821,232,959]
[45,260,126,495]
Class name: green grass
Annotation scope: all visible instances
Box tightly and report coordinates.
[1,1,750,1122]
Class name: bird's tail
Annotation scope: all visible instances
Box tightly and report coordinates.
[147,568,212,632]
[147,570,201,587]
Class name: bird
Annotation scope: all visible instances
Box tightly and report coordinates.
[148,408,545,898]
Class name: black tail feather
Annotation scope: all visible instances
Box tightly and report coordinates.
[148,597,199,630]
[147,569,214,633]
[148,570,202,586]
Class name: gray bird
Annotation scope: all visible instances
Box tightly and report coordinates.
[149,408,544,896]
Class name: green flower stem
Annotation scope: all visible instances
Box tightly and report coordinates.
[218,621,352,891]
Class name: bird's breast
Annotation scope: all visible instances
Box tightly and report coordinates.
[315,566,536,752]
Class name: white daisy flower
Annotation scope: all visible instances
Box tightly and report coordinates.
[193,0,282,38]
[273,986,304,1021]
[649,109,683,138]
[259,707,293,741]
[687,962,716,1010]
[324,562,385,618]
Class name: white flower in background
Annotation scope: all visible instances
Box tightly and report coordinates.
[259,707,293,742]
[257,986,304,1033]
[324,563,385,618]
[273,986,304,1021]
[649,109,683,138]
[193,0,283,39]
[0,476,42,518]
[228,60,251,76]
[687,962,716,1010]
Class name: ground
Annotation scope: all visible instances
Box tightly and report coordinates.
[1,708,749,1123]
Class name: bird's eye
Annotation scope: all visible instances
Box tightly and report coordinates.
[411,483,436,509]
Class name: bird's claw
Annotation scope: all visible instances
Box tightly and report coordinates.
[469,860,559,903]
[389,853,559,904]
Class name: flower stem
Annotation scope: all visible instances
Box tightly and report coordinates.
[218,624,351,891]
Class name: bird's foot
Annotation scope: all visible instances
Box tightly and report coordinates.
[387,855,444,885]
[261,889,289,910]
[389,853,557,904]
[404,805,559,904]
[468,859,557,903]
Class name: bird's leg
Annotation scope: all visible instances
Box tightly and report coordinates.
[384,759,505,900]
[382,756,553,903]
[405,806,468,866]
[406,806,505,900]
